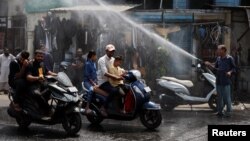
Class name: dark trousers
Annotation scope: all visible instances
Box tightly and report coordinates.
[84,81,94,102]
[29,83,50,114]
[216,85,232,114]
[99,82,119,108]
[13,79,27,104]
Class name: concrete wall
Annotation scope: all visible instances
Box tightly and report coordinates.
[231,10,250,93]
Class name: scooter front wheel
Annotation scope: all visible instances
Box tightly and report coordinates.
[140,110,162,130]
[62,113,82,136]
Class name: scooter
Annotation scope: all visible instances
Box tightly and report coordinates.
[7,67,83,135]
[157,63,217,111]
[81,70,162,130]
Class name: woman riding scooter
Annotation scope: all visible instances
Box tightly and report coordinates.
[83,50,108,116]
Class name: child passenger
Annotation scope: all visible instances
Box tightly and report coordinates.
[108,56,127,112]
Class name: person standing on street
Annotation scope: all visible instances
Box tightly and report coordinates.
[205,45,236,117]
[0,48,15,94]
[40,44,54,71]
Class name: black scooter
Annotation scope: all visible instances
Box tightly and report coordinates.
[7,71,83,136]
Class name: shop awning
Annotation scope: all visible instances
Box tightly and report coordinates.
[50,5,139,12]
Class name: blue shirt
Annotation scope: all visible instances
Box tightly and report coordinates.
[83,60,97,84]
[215,55,236,85]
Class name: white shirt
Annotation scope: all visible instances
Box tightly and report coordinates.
[97,54,114,85]
[0,54,15,82]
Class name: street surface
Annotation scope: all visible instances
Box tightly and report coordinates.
[0,94,249,141]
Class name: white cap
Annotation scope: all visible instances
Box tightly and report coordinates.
[105,44,116,51]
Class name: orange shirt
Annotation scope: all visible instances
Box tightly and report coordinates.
[108,64,125,87]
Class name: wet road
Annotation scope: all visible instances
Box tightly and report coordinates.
[0,103,250,141]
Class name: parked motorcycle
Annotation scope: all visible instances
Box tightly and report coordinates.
[81,70,162,130]
[7,70,83,135]
[157,63,217,111]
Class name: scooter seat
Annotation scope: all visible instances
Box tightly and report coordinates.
[160,76,194,87]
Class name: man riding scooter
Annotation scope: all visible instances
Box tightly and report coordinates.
[26,49,57,117]
[97,44,123,115]
[8,49,83,135]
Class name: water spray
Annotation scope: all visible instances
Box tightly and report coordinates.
[92,0,199,60]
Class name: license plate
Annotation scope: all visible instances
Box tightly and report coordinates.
[144,87,151,93]
[68,87,78,92]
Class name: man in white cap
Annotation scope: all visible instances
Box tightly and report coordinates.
[97,44,123,113]
[97,44,123,86]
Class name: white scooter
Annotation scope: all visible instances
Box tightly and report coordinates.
[157,63,217,111]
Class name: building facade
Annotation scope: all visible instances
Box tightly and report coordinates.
[1,0,250,95]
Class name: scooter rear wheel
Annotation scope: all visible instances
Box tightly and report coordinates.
[16,117,31,129]
[85,104,104,125]
[140,110,162,130]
